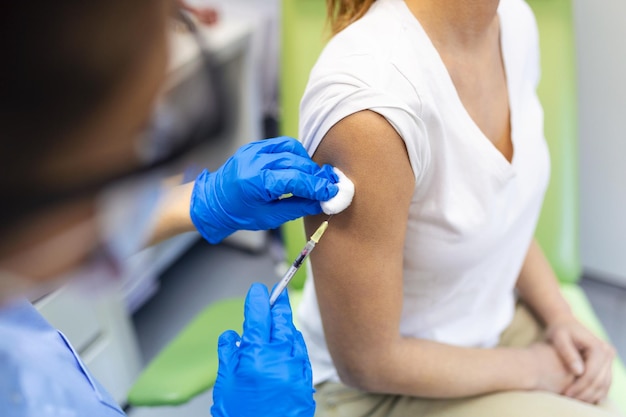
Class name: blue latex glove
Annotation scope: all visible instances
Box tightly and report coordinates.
[211,284,315,417]
[190,137,338,244]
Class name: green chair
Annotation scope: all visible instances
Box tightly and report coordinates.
[128,0,626,411]
[127,298,243,406]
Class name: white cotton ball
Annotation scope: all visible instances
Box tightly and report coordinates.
[321,167,355,215]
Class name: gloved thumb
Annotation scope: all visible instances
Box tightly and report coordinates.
[267,197,324,219]
[242,283,272,345]
[217,330,241,374]
[263,169,339,202]
[269,287,296,345]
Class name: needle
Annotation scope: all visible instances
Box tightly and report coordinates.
[268,217,332,305]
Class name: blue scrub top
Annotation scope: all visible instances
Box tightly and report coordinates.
[0,299,126,417]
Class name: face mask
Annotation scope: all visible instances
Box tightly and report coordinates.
[97,173,163,263]
[0,173,164,305]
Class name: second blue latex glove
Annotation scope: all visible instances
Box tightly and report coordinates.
[190,137,338,244]
[211,284,316,417]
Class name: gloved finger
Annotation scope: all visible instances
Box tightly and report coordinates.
[254,136,311,158]
[268,198,324,222]
[294,330,314,382]
[264,169,339,201]
[255,152,324,176]
[241,283,272,345]
[317,164,340,183]
[217,330,241,374]
[270,287,296,345]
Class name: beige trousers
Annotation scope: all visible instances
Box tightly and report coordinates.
[313,303,623,417]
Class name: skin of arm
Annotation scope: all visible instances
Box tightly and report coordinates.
[147,181,195,245]
[516,240,616,403]
[515,240,576,328]
[305,110,546,398]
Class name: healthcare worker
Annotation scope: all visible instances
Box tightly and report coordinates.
[0,1,324,416]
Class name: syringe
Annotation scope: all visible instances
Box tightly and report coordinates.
[269,219,330,306]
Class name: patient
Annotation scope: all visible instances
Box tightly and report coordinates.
[297,0,622,416]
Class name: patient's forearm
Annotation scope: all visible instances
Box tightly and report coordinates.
[351,337,536,398]
[147,182,195,246]
[515,239,574,326]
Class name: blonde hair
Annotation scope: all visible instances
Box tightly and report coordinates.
[327,0,377,35]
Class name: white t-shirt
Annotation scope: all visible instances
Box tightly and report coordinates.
[297,0,551,385]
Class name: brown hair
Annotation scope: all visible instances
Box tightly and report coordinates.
[0,0,160,231]
[327,0,377,35]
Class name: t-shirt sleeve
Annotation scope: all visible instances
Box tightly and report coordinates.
[527,5,541,89]
[299,53,430,184]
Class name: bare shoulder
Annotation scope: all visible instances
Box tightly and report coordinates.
[305,109,414,282]
[312,110,415,194]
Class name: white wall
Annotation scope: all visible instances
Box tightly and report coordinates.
[573,0,626,285]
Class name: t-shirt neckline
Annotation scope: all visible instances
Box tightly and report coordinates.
[391,0,517,175]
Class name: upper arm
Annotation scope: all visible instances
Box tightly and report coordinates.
[304,110,415,387]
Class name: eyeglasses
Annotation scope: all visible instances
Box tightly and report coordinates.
[3,9,225,231]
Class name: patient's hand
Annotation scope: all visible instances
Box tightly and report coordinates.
[527,343,576,394]
[546,319,615,404]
